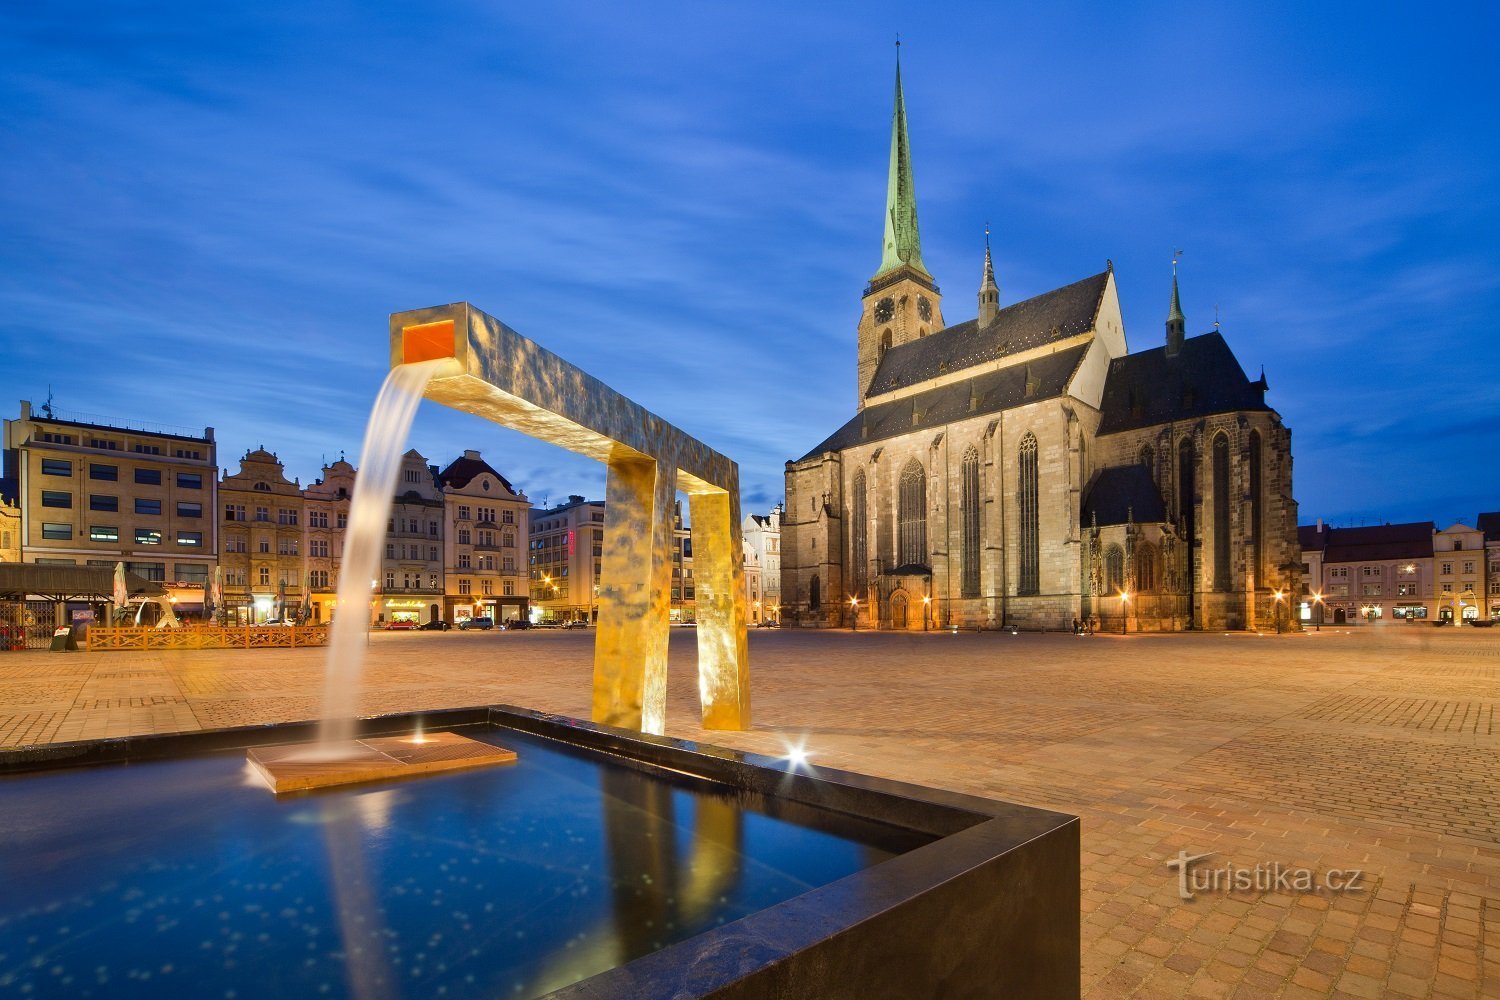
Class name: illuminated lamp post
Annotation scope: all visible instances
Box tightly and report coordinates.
[1273,589,1285,634]
[1311,591,1324,632]
[849,596,859,631]
[922,595,931,631]
[1120,589,1131,634]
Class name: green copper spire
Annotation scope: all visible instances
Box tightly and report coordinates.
[876,47,928,278]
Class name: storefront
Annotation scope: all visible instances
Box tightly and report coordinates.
[1392,603,1428,620]
[380,597,438,626]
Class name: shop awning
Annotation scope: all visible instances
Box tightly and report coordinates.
[0,564,165,603]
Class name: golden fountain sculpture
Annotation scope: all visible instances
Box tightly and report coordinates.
[395,303,751,735]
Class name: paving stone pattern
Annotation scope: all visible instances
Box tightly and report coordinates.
[1,626,1497,997]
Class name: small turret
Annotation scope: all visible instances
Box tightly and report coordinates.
[977,227,999,327]
[1165,255,1185,358]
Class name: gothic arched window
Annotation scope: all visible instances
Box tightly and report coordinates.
[1212,433,1231,591]
[851,470,868,593]
[809,574,821,611]
[1018,433,1040,595]
[1104,545,1125,593]
[897,459,927,567]
[960,447,981,598]
[1176,439,1195,536]
[1136,542,1157,592]
[879,329,893,362]
[1139,443,1155,482]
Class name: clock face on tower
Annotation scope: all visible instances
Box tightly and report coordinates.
[917,295,932,322]
[874,297,895,323]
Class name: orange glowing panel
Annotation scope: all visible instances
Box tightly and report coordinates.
[402,320,456,364]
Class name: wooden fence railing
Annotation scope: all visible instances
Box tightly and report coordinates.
[86,625,331,651]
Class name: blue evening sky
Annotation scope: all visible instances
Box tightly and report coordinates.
[2,3,1495,526]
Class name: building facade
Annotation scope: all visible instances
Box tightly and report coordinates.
[302,458,355,624]
[742,505,782,622]
[529,495,605,623]
[1482,512,1500,621]
[3,401,218,608]
[438,450,529,625]
[1298,521,1433,625]
[1434,522,1484,623]
[377,450,445,626]
[219,449,305,623]
[782,64,1300,632]
[0,491,19,563]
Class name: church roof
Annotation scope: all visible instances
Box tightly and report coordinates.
[436,454,515,494]
[1082,465,1166,526]
[798,343,1089,461]
[866,271,1109,397]
[1096,331,1269,435]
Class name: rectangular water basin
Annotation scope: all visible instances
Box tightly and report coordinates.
[0,706,1079,998]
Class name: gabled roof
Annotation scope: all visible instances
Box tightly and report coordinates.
[437,454,515,495]
[865,271,1110,397]
[1097,331,1270,435]
[1298,523,1329,552]
[1082,465,1166,527]
[1312,522,1435,563]
[799,344,1089,461]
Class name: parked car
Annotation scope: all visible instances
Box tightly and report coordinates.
[257,618,297,627]
[1466,618,1494,628]
[458,616,494,631]
[385,620,418,630]
[563,620,589,629]
[500,619,531,630]
[418,619,451,631]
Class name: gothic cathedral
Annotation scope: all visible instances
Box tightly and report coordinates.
[781,61,1301,632]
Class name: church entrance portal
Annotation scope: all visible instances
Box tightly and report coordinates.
[891,593,909,629]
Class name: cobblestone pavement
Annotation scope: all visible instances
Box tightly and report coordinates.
[2,626,1497,998]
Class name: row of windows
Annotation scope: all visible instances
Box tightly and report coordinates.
[383,573,440,590]
[455,506,516,524]
[456,553,517,571]
[41,460,203,488]
[224,505,301,524]
[456,579,515,596]
[42,493,203,517]
[41,523,203,546]
[386,544,440,561]
[218,535,304,555]
[387,517,440,535]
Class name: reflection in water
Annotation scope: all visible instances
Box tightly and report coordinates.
[528,768,745,993]
[0,731,923,999]
[321,797,397,1000]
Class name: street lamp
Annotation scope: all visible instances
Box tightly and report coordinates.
[849,596,859,631]
[1119,589,1131,634]
[922,595,931,631]
[1272,589,1285,634]
[1311,591,1324,632]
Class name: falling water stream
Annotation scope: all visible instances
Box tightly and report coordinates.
[316,359,450,750]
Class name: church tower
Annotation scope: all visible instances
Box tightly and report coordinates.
[856,49,944,409]
[1165,258,1185,357]
[977,228,1000,328]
